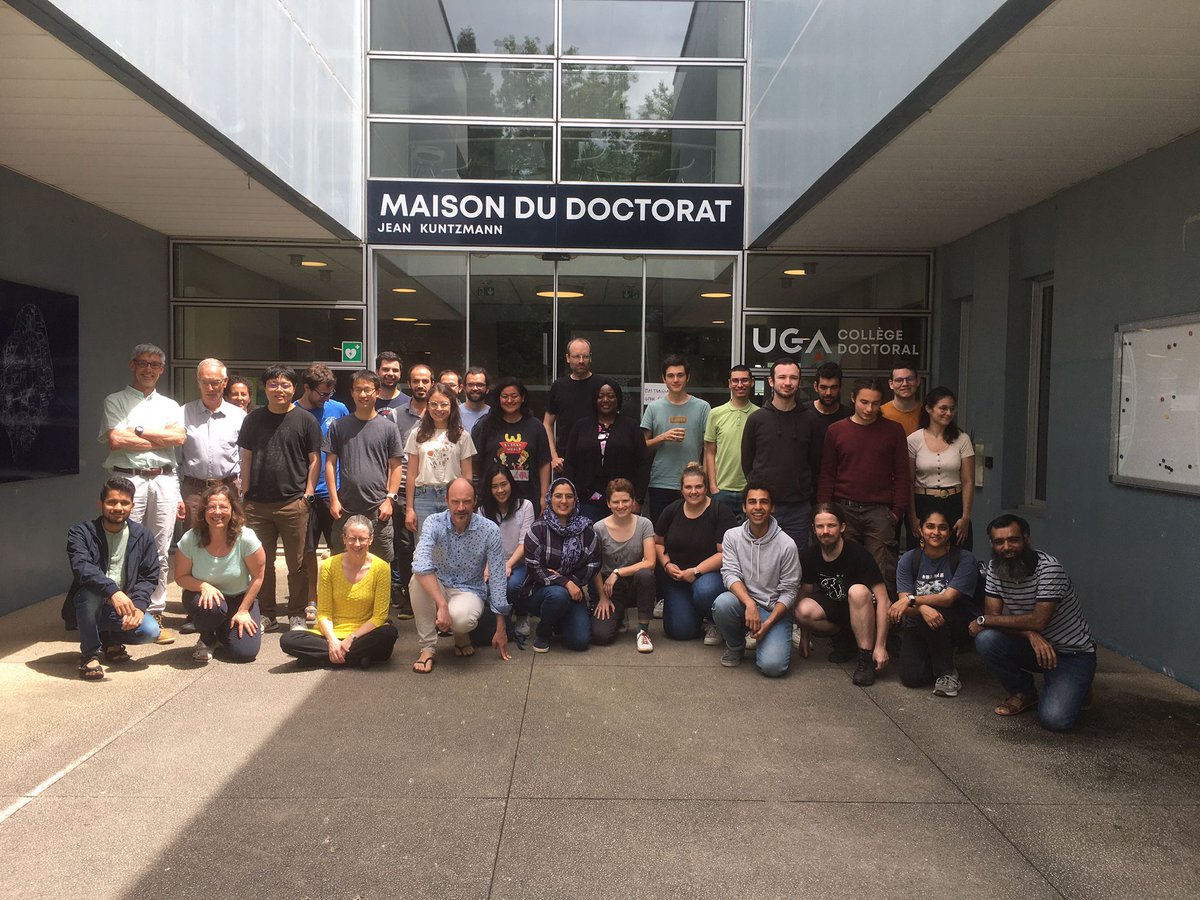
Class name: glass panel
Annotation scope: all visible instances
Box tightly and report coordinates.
[745,254,930,311]
[742,313,929,376]
[371,122,552,180]
[371,0,555,54]
[562,64,742,121]
[1034,286,1053,502]
[644,256,734,409]
[171,367,357,407]
[172,307,364,364]
[376,252,467,380]
[466,254,555,414]
[555,255,645,406]
[370,60,553,118]
[561,127,740,183]
[173,245,363,301]
[562,1,744,58]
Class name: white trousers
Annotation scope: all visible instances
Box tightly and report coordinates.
[409,577,483,653]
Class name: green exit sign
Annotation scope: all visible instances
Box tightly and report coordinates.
[341,341,363,364]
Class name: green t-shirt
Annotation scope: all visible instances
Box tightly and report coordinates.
[703,400,759,492]
[105,525,129,587]
[177,527,263,595]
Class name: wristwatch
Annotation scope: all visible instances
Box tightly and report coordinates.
[976,615,987,627]
[134,425,145,437]
[386,492,400,502]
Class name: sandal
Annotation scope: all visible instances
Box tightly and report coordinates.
[412,651,435,674]
[994,691,1038,716]
[102,644,131,664]
[78,658,105,681]
[304,603,318,626]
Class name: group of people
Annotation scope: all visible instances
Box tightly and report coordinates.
[64,341,1097,732]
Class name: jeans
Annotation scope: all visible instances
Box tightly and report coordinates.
[503,563,529,616]
[712,490,745,524]
[579,500,608,526]
[181,590,262,662]
[974,629,1097,731]
[331,506,395,562]
[391,526,414,603]
[661,571,724,640]
[711,591,793,677]
[412,484,448,540]
[897,603,973,687]
[771,501,811,554]
[528,584,591,651]
[74,587,161,661]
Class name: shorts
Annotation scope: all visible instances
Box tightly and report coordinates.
[811,589,852,631]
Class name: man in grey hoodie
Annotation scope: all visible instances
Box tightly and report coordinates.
[712,481,800,676]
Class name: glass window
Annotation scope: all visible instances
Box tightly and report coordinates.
[1027,281,1053,505]
[370,122,553,181]
[376,252,467,380]
[466,254,555,413]
[745,255,930,311]
[171,367,358,407]
[562,64,742,121]
[561,127,740,183]
[371,0,555,55]
[173,245,363,302]
[741,313,929,376]
[645,256,734,409]
[172,306,364,364]
[370,60,553,118]
[561,1,745,58]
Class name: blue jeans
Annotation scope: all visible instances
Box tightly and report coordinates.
[712,591,793,677]
[975,629,1097,731]
[528,584,591,651]
[182,590,262,662]
[412,485,448,540]
[74,587,161,660]
[579,500,608,526]
[662,572,724,641]
[772,501,810,553]
[712,490,745,524]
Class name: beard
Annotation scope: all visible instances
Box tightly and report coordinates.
[992,546,1038,581]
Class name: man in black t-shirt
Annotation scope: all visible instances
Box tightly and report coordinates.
[238,364,322,633]
[794,502,892,686]
[544,337,601,471]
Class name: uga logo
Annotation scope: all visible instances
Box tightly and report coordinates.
[750,327,832,356]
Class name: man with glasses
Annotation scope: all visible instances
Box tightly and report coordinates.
[459,366,490,434]
[179,358,245,528]
[881,359,922,436]
[238,364,322,632]
[98,342,185,644]
[544,338,600,472]
[703,364,758,521]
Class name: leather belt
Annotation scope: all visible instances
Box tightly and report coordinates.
[832,497,886,509]
[113,465,174,478]
[913,485,962,497]
[182,474,239,488]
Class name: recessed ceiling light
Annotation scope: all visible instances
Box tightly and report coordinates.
[700,291,732,299]
[295,337,311,343]
[783,267,807,276]
[300,260,327,268]
[413,322,432,327]
[392,287,417,293]
[603,329,626,334]
[711,320,726,325]
[392,316,418,322]
[535,289,584,299]
[343,316,357,321]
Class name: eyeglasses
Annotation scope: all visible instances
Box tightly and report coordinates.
[891,376,917,384]
[344,535,371,545]
[199,379,225,388]
[265,381,293,391]
[132,360,164,371]
[427,402,452,411]
[313,389,334,399]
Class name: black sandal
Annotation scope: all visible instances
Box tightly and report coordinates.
[102,644,131,664]
[78,658,105,681]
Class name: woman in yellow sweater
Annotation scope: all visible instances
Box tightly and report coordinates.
[280,515,398,669]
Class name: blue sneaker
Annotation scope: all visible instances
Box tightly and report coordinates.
[532,636,550,653]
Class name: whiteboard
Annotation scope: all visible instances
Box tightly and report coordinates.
[1110,313,1200,495]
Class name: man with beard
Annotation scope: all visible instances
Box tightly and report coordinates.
[459,366,491,434]
[374,351,408,414]
[805,361,851,446]
[794,503,891,685]
[969,514,1096,731]
[544,338,600,472]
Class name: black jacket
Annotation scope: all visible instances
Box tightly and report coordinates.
[562,414,650,503]
[62,517,160,624]
[740,402,823,504]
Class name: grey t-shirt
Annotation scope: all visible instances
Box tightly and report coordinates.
[592,516,654,576]
[105,525,129,586]
[641,396,711,489]
[324,413,403,513]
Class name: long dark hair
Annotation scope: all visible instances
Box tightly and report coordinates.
[479,461,520,522]
[918,387,961,443]
[415,382,463,443]
[476,377,531,447]
[195,484,244,547]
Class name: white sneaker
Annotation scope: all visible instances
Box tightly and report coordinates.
[653,599,664,619]
[192,638,213,662]
[513,615,531,637]
[934,672,962,697]
[744,633,757,651]
[703,624,722,646]
[636,630,654,653]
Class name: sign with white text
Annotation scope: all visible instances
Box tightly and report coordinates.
[743,314,928,374]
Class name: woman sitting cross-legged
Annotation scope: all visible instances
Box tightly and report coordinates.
[522,477,600,653]
[280,515,399,669]
[175,484,265,663]
[590,478,657,651]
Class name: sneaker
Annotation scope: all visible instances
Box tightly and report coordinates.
[179,620,198,636]
[304,603,317,626]
[703,623,722,646]
[288,615,307,632]
[720,646,744,667]
[192,639,213,662]
[933,673,961,697]
[653,599,664,619]
[513,615,531,637]
[636,630,654,653]
[393,604,414,621]
[744,633,757,651]
[852,649,875,686]
[260,616,278,633]
[532,636,550,653]
[151,613,176,645]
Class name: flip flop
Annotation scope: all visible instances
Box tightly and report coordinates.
[412,651,435,674]
[78,658,105,681]
[994,692,1038,716]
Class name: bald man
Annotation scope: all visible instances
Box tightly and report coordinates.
[179,358,246,528]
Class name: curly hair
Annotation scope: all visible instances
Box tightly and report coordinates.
[195,484,244,547]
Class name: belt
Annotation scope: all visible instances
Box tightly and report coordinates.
[832,497,886,509]
[914,485,962,497]
[182,474,239,488]
[113,465,174,478]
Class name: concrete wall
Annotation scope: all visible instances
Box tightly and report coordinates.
[934,130,1200,687]
[43,0,363,238]
[0,167,168,615]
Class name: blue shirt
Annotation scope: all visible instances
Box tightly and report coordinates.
[295,399,349,498]
[412,510,509,615]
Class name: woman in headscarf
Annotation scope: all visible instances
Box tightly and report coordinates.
[522,477,600,653]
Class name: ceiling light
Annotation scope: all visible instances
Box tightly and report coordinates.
[295,337,311,343]
[392,287,417,293]
[413,322,432,327]
[700,291,732,299]
[535,289,585,299]
[301,260,327,268]
[711,320,726,325]
[343,316,357,321]
[783,267,807,276]
[603,329,626,334]
[392,316,418,322]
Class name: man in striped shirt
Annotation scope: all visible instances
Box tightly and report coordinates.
[969,514,1096,731]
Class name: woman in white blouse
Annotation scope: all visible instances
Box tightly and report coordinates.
[404,382,476,539]
[907,387,975,549]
